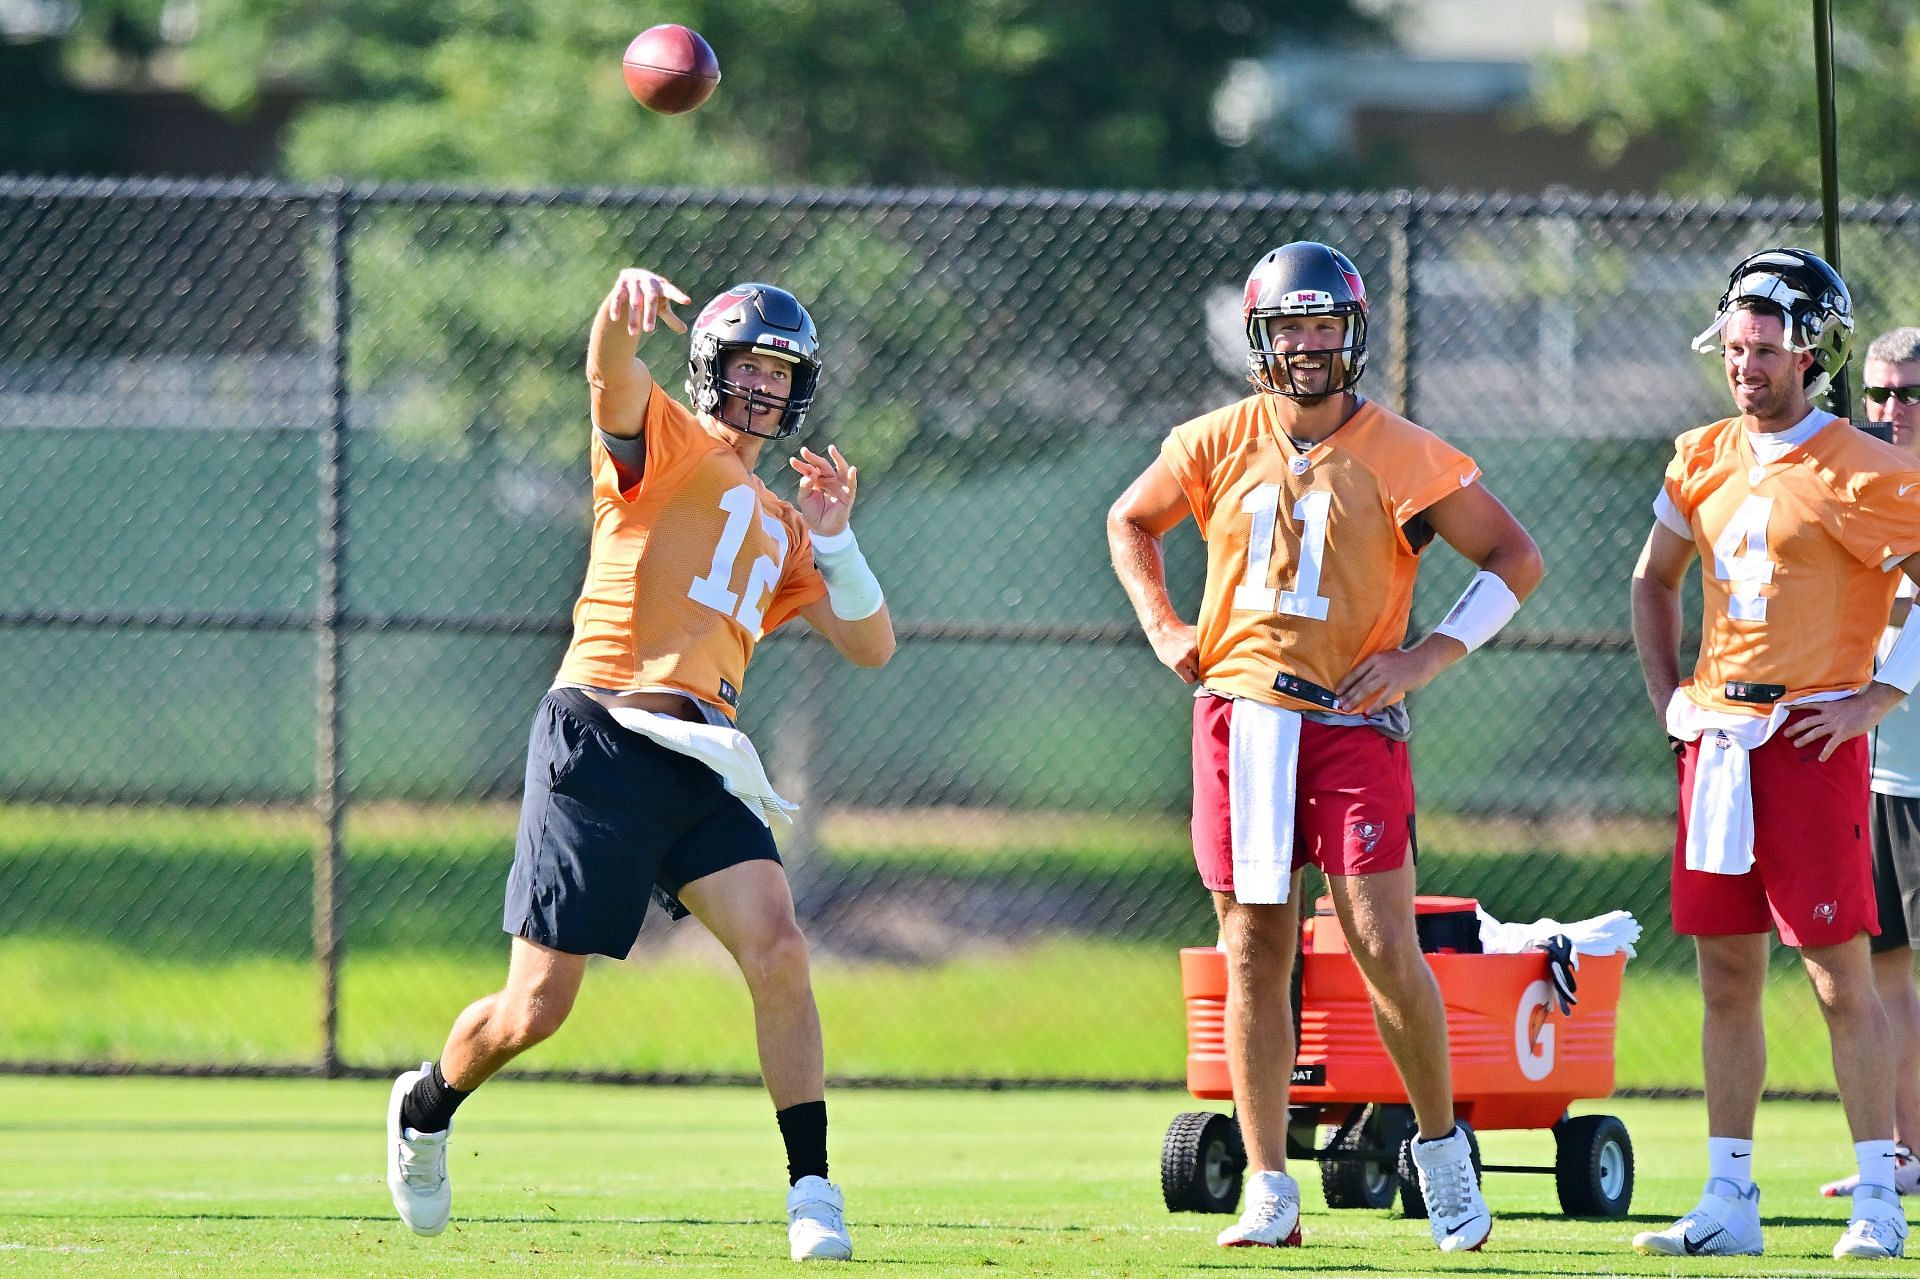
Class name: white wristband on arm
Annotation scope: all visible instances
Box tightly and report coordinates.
[810,525,886,621]
[1431,570,1522,653]
[1876,610,1920,694]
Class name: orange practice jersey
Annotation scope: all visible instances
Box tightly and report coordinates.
[1664,416,1920,716]
[554,384,826,717]
[1161,395,1479,711]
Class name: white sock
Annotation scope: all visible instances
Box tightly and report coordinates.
[1707,1137,1755,1191]
[1856,1139,1899,1193]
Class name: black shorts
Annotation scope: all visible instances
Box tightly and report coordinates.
[1871,791,1920,953]
[502,688,779,958]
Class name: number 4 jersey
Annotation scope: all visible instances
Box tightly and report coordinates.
[555,384,827,718]
[1161,394,1479,711]
[1660,413,1920,716]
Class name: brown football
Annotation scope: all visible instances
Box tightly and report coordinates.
[622,24,720,115]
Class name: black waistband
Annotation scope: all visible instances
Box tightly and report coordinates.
[1724,681,1787,705]
[1272,671,1341,711]
[548,686,621,730]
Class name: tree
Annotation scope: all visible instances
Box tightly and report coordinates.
[80,0,1392,189]
[1535,0,1920,198]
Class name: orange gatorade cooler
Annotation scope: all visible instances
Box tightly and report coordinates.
[1163,895,1633,1221]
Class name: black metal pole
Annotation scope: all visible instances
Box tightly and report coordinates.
[1813,0,1853,421]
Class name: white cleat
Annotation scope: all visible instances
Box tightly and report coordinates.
[1216,1169,1302,1247]
[786,1175,853,1261]
[1631,1177,1763,1256]
[1823,1145,1920,1197]
[1835,1184,1909,1260]
[385,1061,452,1237]
[1412,1126,1491,1252]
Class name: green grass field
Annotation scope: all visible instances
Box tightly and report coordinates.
[0,1077,1895,1277]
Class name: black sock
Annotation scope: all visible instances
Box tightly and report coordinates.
[776,1100,829,1185]
[400,1061,471,1133]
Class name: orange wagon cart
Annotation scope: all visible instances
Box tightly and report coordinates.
[1161,895,1633,1220]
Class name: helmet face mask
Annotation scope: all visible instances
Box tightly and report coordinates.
[1691,248,1854,398]
[686,283,822,440]
[1243,242,1369,400]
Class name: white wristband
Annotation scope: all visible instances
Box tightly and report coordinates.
[1431,570,1521,653]
[1876,611,1920,694]
[811,525,885,621]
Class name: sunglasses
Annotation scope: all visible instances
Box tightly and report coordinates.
[1865,385,1920,406]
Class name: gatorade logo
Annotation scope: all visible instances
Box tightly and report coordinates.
[1514,979,1555,1081]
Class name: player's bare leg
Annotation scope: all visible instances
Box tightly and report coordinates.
[441,937,591,1087]
[678,859,850,1262]
[1696,933,1768,1137]
[679,859,825,1107]
[1327,863,1488,1250]
[1825,947,1920,1197]
[1212,880,1304,1246]
[1325,865,1451,1134]
[1213,885,1302,1171]
[388,937,588,1235]
[1803,938,1897,1142]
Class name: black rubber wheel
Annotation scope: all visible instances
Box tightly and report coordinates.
[1554,1114,1634,1217]
[1161,1111,1245,1213]
[1397,1119,1481,1220]
[1321,1103,1409,1210]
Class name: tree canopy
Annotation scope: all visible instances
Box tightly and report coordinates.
[1535,0,1920,199]
[49,0,1394,188]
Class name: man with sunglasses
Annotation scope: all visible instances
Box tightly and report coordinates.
[1821,328,1920,1202]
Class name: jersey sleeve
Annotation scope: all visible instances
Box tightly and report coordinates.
[594,382,704,503]
[1660,425,1717,525]
[1385,429,1479,530]
[1160,414,1222,529]
[1833,469,1920,569]
[760,507,829,635]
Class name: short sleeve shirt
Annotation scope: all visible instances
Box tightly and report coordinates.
[1662,415,1920,716]
[554,384,826,717]
[1160,394,1478,711]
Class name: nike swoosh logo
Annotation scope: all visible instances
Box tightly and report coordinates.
[1461,472,1477,487]
[1901,483,1919,497]
[1684,1227,1726,1254]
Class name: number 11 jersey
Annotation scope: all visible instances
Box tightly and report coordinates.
[1161,394,1478,711]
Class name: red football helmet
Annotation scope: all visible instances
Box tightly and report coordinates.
[1243,241,1369,398]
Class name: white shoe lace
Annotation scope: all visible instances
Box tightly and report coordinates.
[1240,1189,1292,1231]
[1424,1155,1477,1223]
[397,1130,447,1189]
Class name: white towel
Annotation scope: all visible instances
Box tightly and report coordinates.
[1227,699,1302,905]
[606,707,799,829]
[1665,690,1791,875]
[1475,906,1641,959]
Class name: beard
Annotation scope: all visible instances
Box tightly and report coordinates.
[1733,379,1799,421]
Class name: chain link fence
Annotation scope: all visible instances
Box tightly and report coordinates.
[4,178,1919,1090]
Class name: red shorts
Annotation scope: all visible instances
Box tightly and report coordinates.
[1672,712,1876,948]
[1191,694,1413,894]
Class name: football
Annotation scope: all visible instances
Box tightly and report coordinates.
[622,24,721,115]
